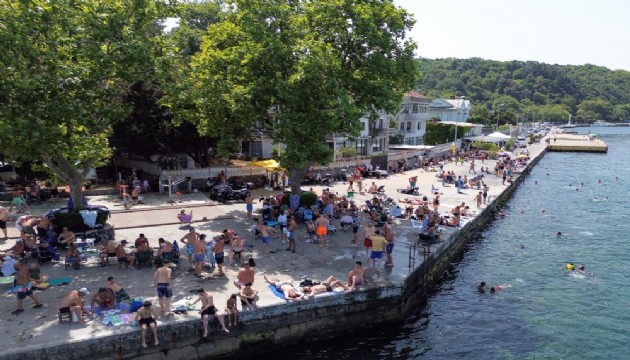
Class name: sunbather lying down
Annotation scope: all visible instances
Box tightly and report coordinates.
[264,276,304,300]
[300,276,350,296]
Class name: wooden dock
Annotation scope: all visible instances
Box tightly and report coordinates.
[547,133,608,153]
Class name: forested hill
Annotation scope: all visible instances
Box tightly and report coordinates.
[416,57,630,122]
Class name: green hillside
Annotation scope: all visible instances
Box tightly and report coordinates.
[416,58,630,124]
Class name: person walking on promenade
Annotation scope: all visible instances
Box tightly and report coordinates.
[153,263,173,314]
[12,262,43,314]
[193,287,229,337]
[455,176,463,194]
[180,227,199,271]
[475,191,483,209]
[363,221,375,259]
[136,301,159,348]
[245,193,253,220]
[469,159,476,174]
[315,214,328,248]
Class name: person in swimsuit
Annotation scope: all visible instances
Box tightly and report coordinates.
[59,288,92,323]
[98,240,117,266]
[153,264,172,314]
[315,214,328,248]
[90,287,116,312]
[239,282,259,310]
[193,287,229,337]
[107,276,130,303]
[245,193,253,220]
[193,234,206,277]
[180,227,199,271]
[136,301,159,348]
[263,276,303,300]
[12,262,44,314]
[300,276,349,296]
[347,261,366,291]
[225,294,238,328]
[363,222,375,259]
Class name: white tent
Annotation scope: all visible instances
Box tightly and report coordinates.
[487,131,512,140]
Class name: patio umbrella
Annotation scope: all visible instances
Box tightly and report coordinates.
[499,151,514,157]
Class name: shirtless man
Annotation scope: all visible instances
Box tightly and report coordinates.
[193,233,206,277]
[90,287,116,311]
[260,222,274,256]
[180,227,199,270]
[193,287,229,337]
[115,240,136,267]
[363,222,376,259]
[134,233,149,248]
[213,234,226,275]
[98,240,117,266]
[263,276,303,300]
[12,262,44,314]
[0,206,8,239]
[301,276,350,296]
[3,238,25,258]
[35,216,52,240]
[382,220,395,267]
[107,276,130,303]
[57,227,76,247]
[245,193,253,220]
[233,261,256,289]
[157,238,173,258]
[229,235,244,266]
[347,261,366,291]
[153,263,173,314]
[59,288,92,323]
[287,215,297,253]
[315,214,328,248]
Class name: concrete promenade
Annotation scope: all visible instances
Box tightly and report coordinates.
[0,138,550,359]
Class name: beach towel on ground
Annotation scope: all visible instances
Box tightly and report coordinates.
[268,284,286,299]
[48,277,73,286]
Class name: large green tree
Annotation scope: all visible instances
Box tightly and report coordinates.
[164,0,418,192]
[0,0,168,208]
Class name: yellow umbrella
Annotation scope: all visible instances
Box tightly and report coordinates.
[251,159,285,171]
[516,154,529,159]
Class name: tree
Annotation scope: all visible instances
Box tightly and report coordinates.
[613,104,630,122]
[0,0,168,209]
[164,0,418,192]
[577,99,613,121]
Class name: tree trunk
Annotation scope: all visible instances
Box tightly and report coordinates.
[289,167,304,193]
[69,178,85,210]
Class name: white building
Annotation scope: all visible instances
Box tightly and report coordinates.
[328,110,390,160]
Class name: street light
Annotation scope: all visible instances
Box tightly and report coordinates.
[495,103,505,128]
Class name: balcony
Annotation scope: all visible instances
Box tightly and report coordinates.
[399,113,431,122]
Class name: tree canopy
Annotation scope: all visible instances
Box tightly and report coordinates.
[163,0,418,191]
[416,58,630,122]
[0,0,168,207]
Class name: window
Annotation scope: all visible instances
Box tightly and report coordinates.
[400,123,404,130]
[417,122,421,130]
[406,122,411,131]
[412,104,419,113]
[419,106,427,113]
[361,122,366,131]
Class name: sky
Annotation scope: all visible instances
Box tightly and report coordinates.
[393,0,630,71]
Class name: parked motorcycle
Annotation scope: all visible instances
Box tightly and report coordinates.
[300,171,332,186]
[209,184,250,203]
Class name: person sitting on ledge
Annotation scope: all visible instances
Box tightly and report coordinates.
[346,261,366,291]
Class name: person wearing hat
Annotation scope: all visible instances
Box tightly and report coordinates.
[135,301,159,348]
[59,287,92,324]
[115,240,136,268]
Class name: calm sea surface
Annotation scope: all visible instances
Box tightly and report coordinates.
[278,127,630,360]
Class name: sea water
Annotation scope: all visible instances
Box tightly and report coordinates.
[281,127,630,360]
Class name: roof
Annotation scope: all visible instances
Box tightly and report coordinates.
[445,99,471,109]
[436,121,478,127]
[404,91,432,103]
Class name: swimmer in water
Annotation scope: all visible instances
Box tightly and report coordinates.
[541,209,546,214]
[519,244,525,250]
[556,231,562,237]
[520,210,525,214]
[577,265,586,273]
[534,181,538,185]
[477,282,487,293]
[580,182,584,186]
[489,284,509,294]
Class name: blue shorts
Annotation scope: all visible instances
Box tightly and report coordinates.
[386,243,394,254]
[246,204,253,212]
[186,244,194,256]
[370,251,383,259]
[262,237,270,244]
[157,283,172,298]
[194,253,205,263]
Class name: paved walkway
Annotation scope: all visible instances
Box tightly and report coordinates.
[0,139,548,357]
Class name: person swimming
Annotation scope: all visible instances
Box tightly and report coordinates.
[556,231,562,237]
[489,284,509,294]
[477,281,487,293]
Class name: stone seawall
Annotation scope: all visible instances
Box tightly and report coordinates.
[2,149,548,360]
